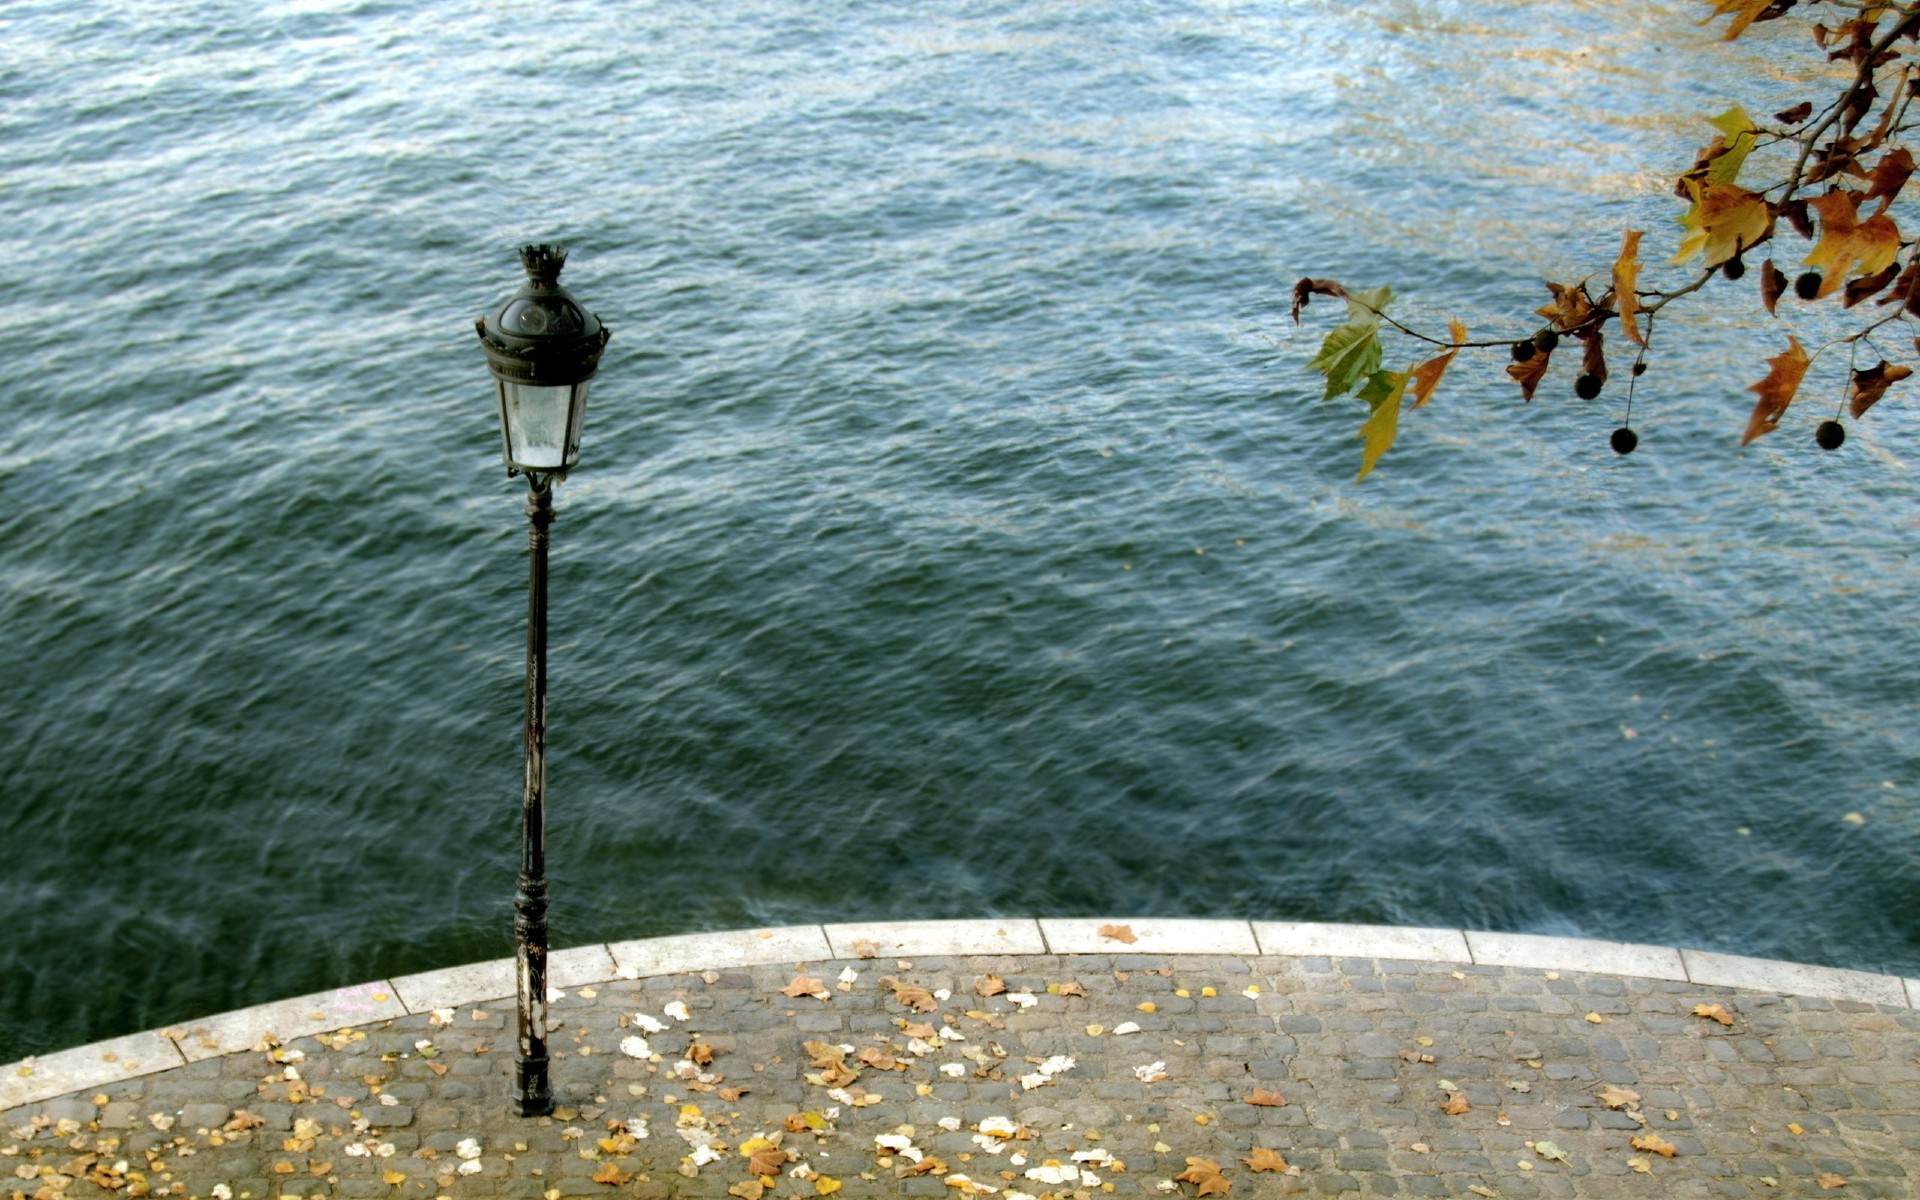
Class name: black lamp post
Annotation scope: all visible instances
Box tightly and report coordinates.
[474,244,610,1117]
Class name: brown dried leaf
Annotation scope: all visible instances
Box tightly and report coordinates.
[1866,147,1915,212]
[223,1111,266,1132]
[1849,361,1914,418]
[857,1046,907,1071]
[851,939,880,959]
[1097,924,1138,944]
[1742,335,1812,444]
[1441,1092,1472,1116]
[1536,281,1595,331]
[1819,1172,1849,1189]
[689,1043,715,1066]
[1691,1003,1737,1027]
[1408,318,1467,408]
[591,1163,634,1186]
[1175,1157,1232,1195]
[748,1145,792,1176]
[1243,1147,1289,1173]
[1776,101,1814,125]
[802,1041,846,1069]
[1245,1087,1288,1108]
[1844,262,1900,307]
[888,981,939,1013]
[1597,1085,1642,1110]
[729,1182,766,1200]
[781,975,831,1001]
[1055,980,1089,998]
[1761,259,1789,315]
[1507,346,1553,402]
[1291,278,1350,323]
[975,976,1008,997]
[718,1086,750,1102]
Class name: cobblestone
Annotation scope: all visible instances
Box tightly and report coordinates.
[7,954,1920,1197]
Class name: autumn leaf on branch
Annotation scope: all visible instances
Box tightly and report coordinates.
[1507,343,1553,402]
[1849,360,1914,417]
[1355,369,1408,483]
[1742,335,1812,444]
[1673,180,1772,267]
[1306,285,1392,400]
[1702,0,1797,41]
[1613,230,1646,345]
[1408,319,1467,408]
[1803,189,1901,299]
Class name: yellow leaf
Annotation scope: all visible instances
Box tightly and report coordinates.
[1355,369,1408,482]
[1691,1003,1735,1027]
[1244,1088,1287,1107]
[1628,1157,1652,1174]
[1584,1012,1605,1024]
[1701,0,1780,40]
[1673,181,1771,267]
[591,1163,634,1186]
[1804,191,1901,298]
[1630,1133,1677,1158]
[1742,335,1812,445]
[1096,924,1138,944]
[1137,1002,1157,1013]
[814,1178,843,1196]
[1597,1085,1641,1110]
[1789,1123,1804,1136]
[382,1171,407,1186]
[1613,230,1646,346]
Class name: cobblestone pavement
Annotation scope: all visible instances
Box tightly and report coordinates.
[8,951,1920,1199]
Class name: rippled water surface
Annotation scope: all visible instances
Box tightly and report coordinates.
[4,0,1918,1062]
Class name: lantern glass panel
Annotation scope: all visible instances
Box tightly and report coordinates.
[498,380,579,471]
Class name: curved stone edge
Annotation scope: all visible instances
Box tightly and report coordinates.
[6,918,1915,1112]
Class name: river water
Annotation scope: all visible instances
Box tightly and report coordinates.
[3,0,1917,1063]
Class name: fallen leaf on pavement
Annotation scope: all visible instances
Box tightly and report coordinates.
[1630,1133,1676,1158]
[1692,1004,1735,1027]
[1245,1088,1287,1107]
[1175,1156,1231,1195]
[1597,1085,1641,1110]
[1243,1148,1288,1173]
[1441,1092,1472,1116]
[1098,924,1138,944]
[781,976,831,1001]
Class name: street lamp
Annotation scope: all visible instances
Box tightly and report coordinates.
[474,243,610,1117]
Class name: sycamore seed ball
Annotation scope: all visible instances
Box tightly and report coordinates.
[1511,339,1536,363]
[1722,256,1746,280]
[1611,427,1639,456]
[1533,328,1560,353]
[1795,271,1823,300]
[1816,419,1846,450]
[1575,373,1603,400]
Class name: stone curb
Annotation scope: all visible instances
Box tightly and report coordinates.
[5,917,1914,1111]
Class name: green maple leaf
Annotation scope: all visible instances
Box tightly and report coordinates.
[1307,285,1393,401]
[1355,369,1408,482]
[1706,106,1759,186]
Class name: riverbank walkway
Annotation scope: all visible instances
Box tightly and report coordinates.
[6,920,1920,1198]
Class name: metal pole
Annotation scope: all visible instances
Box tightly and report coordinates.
[512,474,555,1117]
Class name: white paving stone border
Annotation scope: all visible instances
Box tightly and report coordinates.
[6,919,1917,1112]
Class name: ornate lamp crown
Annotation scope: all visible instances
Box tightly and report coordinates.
[520,244,568,290]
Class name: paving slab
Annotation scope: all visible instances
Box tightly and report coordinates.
[822,918,1046,959]
[605,924,832,977]
[172,980,411,1062]
[1683,947,1909,1005]
[1253,920,1469,962]
[389,944,619,1012]
[1466,929,1688,980]
[0,1031,184,1111]
[1040,917,1260,955]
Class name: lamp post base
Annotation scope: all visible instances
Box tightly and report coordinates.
[512,1058,553,1117]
